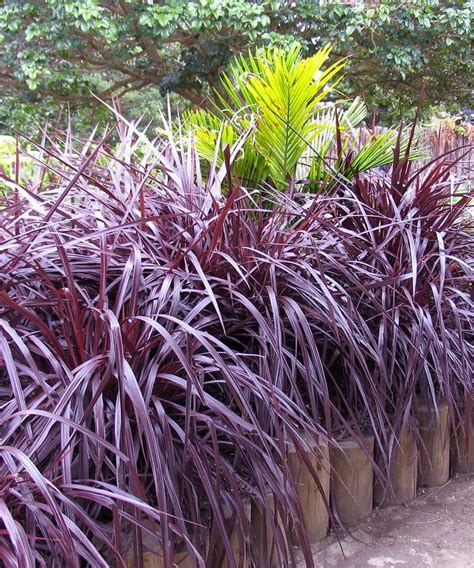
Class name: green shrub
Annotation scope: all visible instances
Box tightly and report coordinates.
[185,45,423,190]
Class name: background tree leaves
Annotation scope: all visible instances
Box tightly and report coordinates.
[0,0,471,135]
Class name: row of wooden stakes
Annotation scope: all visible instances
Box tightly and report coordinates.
[127,405,473,567]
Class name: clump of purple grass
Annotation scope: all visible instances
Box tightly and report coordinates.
[0,117,472,566]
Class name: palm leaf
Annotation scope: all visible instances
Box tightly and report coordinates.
[184,109,238,165]
[347,126,426,175]
[216,45,345,187]
[188,45,423,191]
[298,97,368,185]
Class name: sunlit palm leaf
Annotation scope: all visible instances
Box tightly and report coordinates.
[222,45,344,187]
[347,126,425,175]
[185,109,238,165]
[185,110,267,184]
[298,97,368,185]
[187,45,424,191]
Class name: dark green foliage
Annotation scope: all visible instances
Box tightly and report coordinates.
[0,0,471,134]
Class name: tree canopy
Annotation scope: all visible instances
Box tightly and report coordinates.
[0,0,471,133]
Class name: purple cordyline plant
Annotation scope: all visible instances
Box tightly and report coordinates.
[327,133,473,475]
[0,117,472,567]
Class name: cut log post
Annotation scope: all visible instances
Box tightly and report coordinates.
[221,499,251,568]
[126,548,192,568]
[251,491,288,568]
[418,403,450,487]
[288,435,330,543]
[454,420,474,474]
[374,426,418,506]
[330,436,374,525]
[124,521,196,568]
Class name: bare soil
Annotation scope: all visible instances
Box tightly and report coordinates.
[300,474,474,568]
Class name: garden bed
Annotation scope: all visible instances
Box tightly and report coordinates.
[0,45,472,567]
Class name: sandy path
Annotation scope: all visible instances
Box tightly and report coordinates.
[299,474,474,568]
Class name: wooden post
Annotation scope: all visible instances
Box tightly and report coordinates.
[330,436,374,525]
[374,426,418,506]
[418,403,450,487]
[124,522,195,568]
[454,421,474,474]
[221,499,251,568]
[251,491,287,568]
[126,548,192,568]
[288,435,330,543]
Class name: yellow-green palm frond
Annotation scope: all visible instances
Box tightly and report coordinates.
[297,97,367,185]
[184,108,239,166]
[348,126,425,175]
[184,109,267,183]
[217,44,346,187]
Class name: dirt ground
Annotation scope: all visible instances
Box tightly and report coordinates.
[302,474,474,568]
